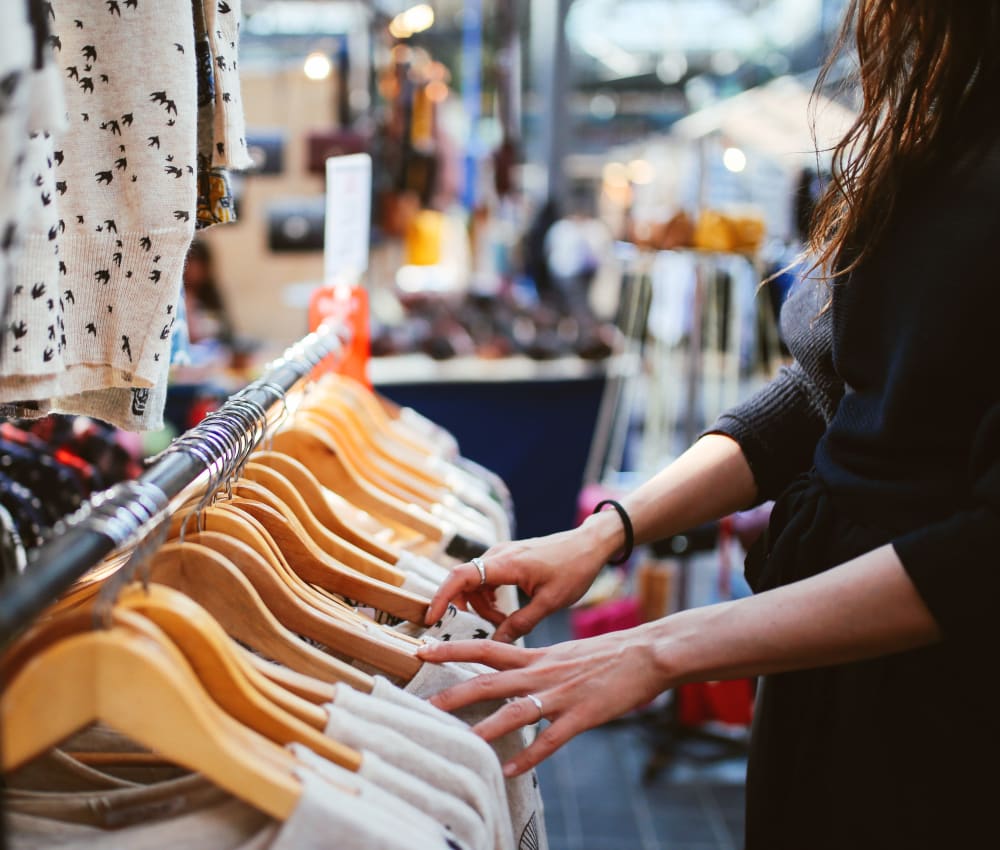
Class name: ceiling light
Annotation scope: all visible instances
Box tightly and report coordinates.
[389,4,435,40]
[723,147,747,173]
[303,52,332,80]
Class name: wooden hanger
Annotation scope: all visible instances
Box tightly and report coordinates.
[242,651,336,706]
[313,374,445,458]
[172,529,421,682]
[300,380,500,517]
[1,611,302,820]
[226,492,430,624]
[145,540,374,690]
[248,451,403,565]
[296,405,497,543]
[271,418,449,543]
[301,400,449,504]
[170,503,363,632]
[240,461,402,582]
[300,384,449,489]
[117,585,352,757]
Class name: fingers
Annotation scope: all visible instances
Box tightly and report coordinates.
[424,564,484,625]
[468,689,582,777]
[465,591,507,627]
[471,693,549,742]
[500,717,578,777]
[493,598,548,643]
[418,638,532,672]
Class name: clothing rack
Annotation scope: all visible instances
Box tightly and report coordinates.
[0,322,349,649]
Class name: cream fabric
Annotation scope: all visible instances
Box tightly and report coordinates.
[292,744,473,850]
[405,661,549,850]
[400,569,440,599]
[335,683,510,838]
[1,0,197,429]
[395,549,451,585]
[324,703,512,850]
[7,754,457,849]
[203,0,251,170]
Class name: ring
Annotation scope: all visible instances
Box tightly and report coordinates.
[472,556,487,586]
[526,693,544,721]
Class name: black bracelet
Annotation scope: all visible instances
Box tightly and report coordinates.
[592,499,635,565]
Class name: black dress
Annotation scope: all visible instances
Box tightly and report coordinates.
[711,139,1000,849]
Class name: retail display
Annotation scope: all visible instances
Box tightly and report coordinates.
[0,324,548,850]
[371,290,618,362]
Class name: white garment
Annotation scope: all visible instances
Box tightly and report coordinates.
[7,756,454,849]
[400,569,440,599]
[395,602,496,642]
[405,661,549,850]
[353,749,485,850]
[335,683,510,843]
[324,703,513,850]
[292,745,472,850]
[395,549,451,585]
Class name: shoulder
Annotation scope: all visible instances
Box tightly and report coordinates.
[912,134,1000,217]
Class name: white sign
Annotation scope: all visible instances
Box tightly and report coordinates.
[324,153,372,284]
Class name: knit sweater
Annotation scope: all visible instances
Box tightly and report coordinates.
[0,1,66,313]
[711,137,1000,643]
[0,0,196,417]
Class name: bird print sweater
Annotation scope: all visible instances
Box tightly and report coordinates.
[0,0,197,425]
[0,1,66,313]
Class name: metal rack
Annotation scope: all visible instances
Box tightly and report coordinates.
[0,323,348,648]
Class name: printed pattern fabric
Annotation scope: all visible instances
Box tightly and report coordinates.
[0,1,66,314]
[0,0,197,428]
[204,0,251,170]
[192,0,236,230]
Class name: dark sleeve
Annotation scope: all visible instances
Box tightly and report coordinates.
[707,360,834,501]
[892,402,1000,642]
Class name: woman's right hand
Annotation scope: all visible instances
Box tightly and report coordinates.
[424,513,623,643]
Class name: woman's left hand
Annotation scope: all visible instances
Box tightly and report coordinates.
[415,627,672,776]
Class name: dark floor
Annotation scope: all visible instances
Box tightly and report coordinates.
[529,611,748,850]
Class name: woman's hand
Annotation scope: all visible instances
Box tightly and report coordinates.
[426,434,759,642]
[416,626,672,776]
[416,545,942,777]
[424,515,624,643]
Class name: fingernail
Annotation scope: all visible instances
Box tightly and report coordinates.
[502,763,518,777]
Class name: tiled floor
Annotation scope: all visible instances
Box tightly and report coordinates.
[529,611,748,850]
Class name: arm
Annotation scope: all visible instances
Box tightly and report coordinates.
[425,280,840,640]
[425,433,757,641]
[418,543,940,776]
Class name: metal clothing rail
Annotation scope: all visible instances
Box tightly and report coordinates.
[0,322,348,648]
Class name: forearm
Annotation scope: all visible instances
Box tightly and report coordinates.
[648,543,941,685]
[581,433,758,559]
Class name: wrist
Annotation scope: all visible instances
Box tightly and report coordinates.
[645,603,731,688]
[579,510,627,564]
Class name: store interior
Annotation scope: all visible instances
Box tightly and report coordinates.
[1,2,857,849]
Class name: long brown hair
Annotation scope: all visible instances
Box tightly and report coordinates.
[808,0,1000,279]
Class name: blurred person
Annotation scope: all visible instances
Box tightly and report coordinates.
[417,3,1000,848]
[182,238,234,345]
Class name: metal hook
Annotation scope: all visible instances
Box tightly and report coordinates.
[225,395,268,481]
[171,437,217,541]
[253,381,289,450]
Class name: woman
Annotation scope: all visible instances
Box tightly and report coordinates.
[417,2,1000,847]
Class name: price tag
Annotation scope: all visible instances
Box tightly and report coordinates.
[324,153,372,284]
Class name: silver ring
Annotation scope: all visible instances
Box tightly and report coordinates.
[526,693,544,721]
[472,556,487,586]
